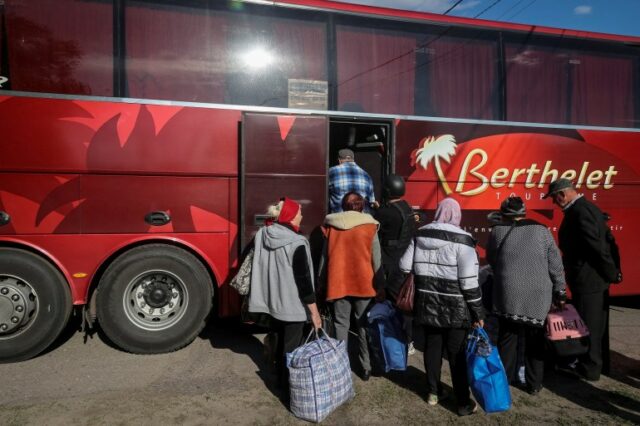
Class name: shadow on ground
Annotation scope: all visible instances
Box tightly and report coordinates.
[201,317,287,408]
[39,310,83,357]
[545,369,640,423]
[610,296,640,309]
[608,350,640,390]
[385,366,458,415]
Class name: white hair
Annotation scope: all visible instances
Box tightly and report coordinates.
[266,200,284,220]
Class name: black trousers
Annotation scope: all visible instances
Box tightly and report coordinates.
[497,318,546,390]
[423,326,471,406]
[572,289,609,379]
[383,261,405,300]
[272,319,306,391]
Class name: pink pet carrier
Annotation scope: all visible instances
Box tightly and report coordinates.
[546,304,590,358]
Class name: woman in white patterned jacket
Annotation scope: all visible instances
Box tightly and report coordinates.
[399,197,485,417]
[487,196,566,396]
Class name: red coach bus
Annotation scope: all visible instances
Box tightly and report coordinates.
[0,0,638,362]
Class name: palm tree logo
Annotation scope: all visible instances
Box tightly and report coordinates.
[415,134,457,195]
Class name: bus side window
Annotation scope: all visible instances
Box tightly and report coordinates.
[4,0,113,96]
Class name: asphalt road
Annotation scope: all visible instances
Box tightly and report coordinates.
[1,303,639,425]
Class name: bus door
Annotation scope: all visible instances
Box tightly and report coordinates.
[329,119,392,205]
[241,113,328,248]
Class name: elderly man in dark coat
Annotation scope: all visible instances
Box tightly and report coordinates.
[544,178,619,381]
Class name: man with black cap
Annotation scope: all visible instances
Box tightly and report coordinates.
[328,148,376,213]
[374,175,416,298]
[374,174,418,354]
[544,178,618,381]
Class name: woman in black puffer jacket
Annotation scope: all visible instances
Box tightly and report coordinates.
[399,198,485,416]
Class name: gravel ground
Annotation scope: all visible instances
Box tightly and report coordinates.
[0,303,638,425]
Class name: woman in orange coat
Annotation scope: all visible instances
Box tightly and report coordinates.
[319,192,384,380]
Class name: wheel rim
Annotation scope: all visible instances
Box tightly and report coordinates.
[0,275,38,338]
[122,270,189,331]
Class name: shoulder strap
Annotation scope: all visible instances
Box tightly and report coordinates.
[387,202,414,246]
[416,229,476,248]
[390,201,408,226]
[496,223,516,258]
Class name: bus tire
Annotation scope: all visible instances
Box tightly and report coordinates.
[96,244,213,354]
[0,248,72,363]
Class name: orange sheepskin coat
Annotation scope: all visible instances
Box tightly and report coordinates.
[322,211,380,301]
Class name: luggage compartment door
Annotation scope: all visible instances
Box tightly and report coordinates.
[241,113,328,247]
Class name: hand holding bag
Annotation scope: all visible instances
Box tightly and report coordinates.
[466,327,511,413]
[320,305,336,338]
[546,304,590,357]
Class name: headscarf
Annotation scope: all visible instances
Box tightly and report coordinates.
[277,197,301,232]
[433,197,461,227]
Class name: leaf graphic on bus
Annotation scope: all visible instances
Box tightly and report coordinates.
[0,97,93,234]
[0,97,93,170]
[415,134,457,195]
[37,105,231,233]
[35,179,84,232]
[85,106,154,171]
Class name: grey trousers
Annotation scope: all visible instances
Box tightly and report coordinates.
[332,297,372,371]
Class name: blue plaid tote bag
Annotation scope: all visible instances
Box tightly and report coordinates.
[287,329,354,422]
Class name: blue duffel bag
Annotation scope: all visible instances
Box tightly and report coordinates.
[466,327,511,413]
[367,301,407,373]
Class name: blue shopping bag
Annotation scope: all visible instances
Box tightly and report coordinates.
[466,327,511,413]
[367,301,407,372]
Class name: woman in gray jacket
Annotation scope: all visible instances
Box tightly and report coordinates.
[487,196,566,395]
[400,197,484,416]
[248,197,322,401]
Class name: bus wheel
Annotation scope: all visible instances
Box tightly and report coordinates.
[0,248,72,363]
[96,244,213,354]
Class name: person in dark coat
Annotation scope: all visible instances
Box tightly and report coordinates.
[544,178,619,381]
[487,196,566,394]
[374,175,417,354]
[399,198,484,416]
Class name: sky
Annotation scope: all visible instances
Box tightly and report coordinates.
[340,0,640,37]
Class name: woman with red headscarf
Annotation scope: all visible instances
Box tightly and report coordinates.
[248,197,322,402]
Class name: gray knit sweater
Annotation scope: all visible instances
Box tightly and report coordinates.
[487,219,566,327]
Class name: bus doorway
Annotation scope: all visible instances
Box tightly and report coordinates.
[329,119,392,208]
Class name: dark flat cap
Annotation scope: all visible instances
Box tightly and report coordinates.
[542,178,574,199]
